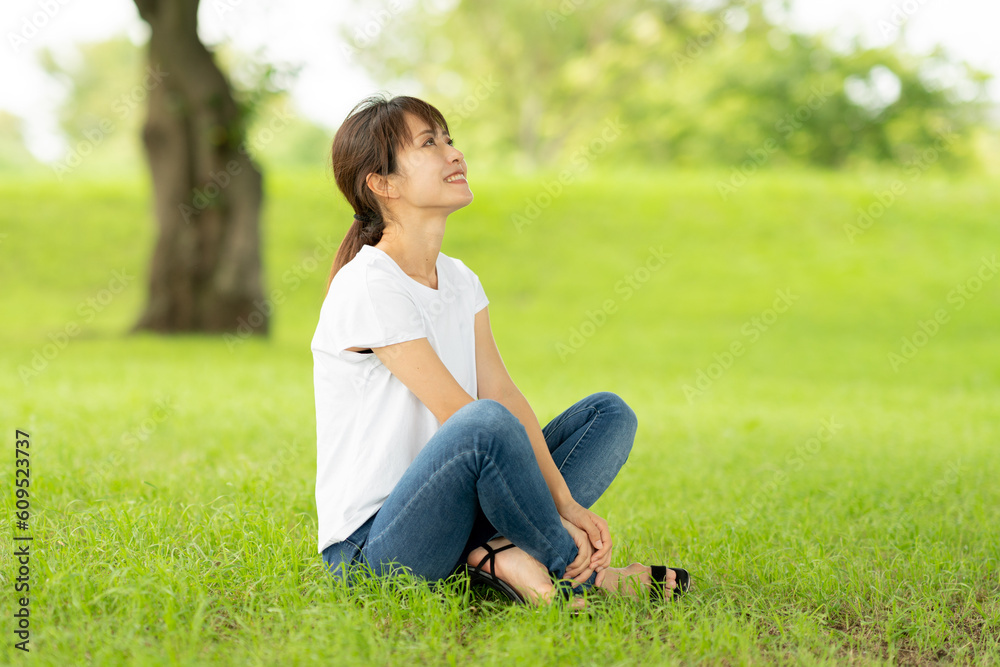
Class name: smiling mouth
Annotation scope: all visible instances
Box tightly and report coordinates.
[445,173,467,183]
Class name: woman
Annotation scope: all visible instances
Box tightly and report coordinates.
[312,94,688,608]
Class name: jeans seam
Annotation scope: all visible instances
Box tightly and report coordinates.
[545,406,595,437]
[555,407,600,475]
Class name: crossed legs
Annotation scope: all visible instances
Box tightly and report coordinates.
[354,392,658,602]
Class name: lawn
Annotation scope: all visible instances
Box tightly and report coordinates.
[1,164,998,665]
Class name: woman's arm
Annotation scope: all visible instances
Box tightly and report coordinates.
[372,337,475,425]
[474,307,613,571]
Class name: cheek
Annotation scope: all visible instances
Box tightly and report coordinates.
[403,150,431,171]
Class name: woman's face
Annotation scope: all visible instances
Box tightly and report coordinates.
[380,112,473,215]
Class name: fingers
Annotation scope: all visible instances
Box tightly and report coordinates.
[581,516,603,550]
[592,550,612,572]
[569,548,588,575]
[564,529,591,575]
[565,545,591,580]
[587,516,610,552]
[564,561,587,580]
[595,515,611,551]
[588,516,612,570]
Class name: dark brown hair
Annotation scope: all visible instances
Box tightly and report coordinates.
[324,93,450,296]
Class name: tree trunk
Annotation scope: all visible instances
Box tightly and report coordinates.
[131,0,268,335]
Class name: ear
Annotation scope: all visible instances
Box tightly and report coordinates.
[365,172,398,200]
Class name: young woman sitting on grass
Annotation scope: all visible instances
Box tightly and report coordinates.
[311,93,689,609]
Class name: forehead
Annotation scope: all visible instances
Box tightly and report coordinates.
[404,112,446,140]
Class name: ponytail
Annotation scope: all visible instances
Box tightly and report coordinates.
[324,210,386,297]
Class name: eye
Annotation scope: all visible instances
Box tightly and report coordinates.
[424,137,456,146]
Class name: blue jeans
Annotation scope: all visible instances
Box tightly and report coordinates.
[321,391,637,593]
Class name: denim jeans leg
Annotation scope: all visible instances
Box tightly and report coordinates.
[357,399,579,582]
[541,391,637,508]
[457,392,638,593]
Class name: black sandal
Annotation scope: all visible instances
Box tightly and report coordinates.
[650,566,690,601]
[466,542,525,604]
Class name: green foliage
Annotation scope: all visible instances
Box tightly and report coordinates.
[36,36,148,175]
[0,111,45,173]
[29,36,330,174]
[211,43,302,146]
[345,0,993,172]
[1,168,999,664]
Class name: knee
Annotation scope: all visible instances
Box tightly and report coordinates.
[471,399,524,434]
[593,391,637,460]
[594,391,638,436]
[453,399,528,450]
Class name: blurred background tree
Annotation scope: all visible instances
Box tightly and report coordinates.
[16,0,997,179]
[38,36,147,176]
[37,35,330,176]
[129,0,273,336]
[0,111,44,173]
[345,0,993,173]
[32,3,333,336]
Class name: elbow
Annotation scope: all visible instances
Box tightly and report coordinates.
[436,395,477,426]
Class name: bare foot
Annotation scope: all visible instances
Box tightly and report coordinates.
[593,563,676,599]
[468,538,586,610]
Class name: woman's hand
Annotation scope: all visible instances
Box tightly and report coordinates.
[559,516,595,582]
[558,500,612,573]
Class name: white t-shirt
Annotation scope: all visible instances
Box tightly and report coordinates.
[311,244,489,553]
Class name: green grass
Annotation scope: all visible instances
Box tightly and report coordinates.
[1,164,998,665]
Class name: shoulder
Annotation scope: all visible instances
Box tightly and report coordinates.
[440,251,481,284]
[330,247,406,296]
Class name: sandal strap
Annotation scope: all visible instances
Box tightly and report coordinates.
[472,542,517,575]
[649,566,690,599]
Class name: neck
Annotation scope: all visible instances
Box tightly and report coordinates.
[373,213,446,286]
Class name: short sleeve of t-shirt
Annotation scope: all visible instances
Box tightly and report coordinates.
[453,257,488,315]
[472,269,489,314]
[321,265,429,355]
